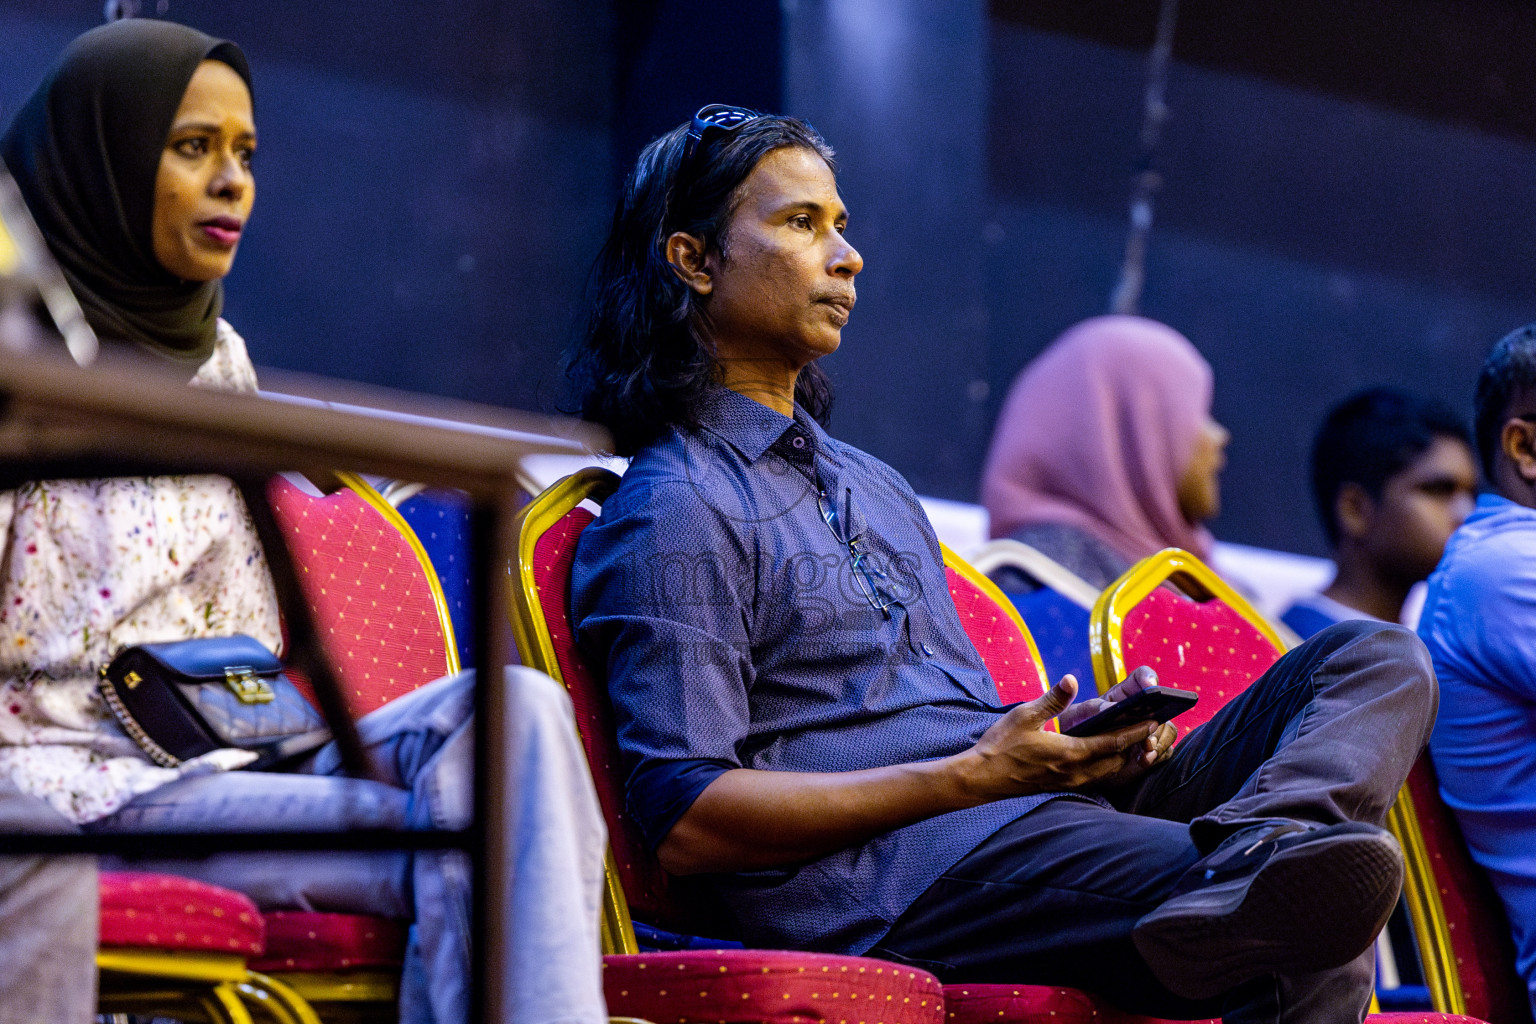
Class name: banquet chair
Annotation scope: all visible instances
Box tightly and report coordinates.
[1089,548,1507,1020]
[941,540,1052,706]
[1384,757,1532,1023]
[967,539,1100,703]
[254,471,463,1019]
[508,467,947,1024]
[389,483,476,669]
[946,548,1486,1024]
[96,871,319,1024]
[269,471,460,714]
[1088,547,1289,737]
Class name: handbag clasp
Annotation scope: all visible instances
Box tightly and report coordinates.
[224,666,275,704]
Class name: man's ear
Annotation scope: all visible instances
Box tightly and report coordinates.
[665,231,712,296]
[1334,482,1375,541]
[1501,417,1536,484]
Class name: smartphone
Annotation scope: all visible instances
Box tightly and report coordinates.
[1061,685,1199,737]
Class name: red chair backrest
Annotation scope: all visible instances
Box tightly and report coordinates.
[526,498,692,929]
[944,564,1046,704]
[268,475,455,717]
[1117,587,1283,736]
[1404,757,1532,1024]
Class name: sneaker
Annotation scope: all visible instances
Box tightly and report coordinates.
[1132,820,1403,999]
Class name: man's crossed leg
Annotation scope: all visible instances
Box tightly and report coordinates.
[871,620,1437,1024]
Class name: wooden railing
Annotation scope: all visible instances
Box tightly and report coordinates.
[0,347,612,1024]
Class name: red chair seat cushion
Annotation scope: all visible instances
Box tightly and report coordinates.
[942,984,1487,1024]
[99,871,264,955]
[251,911,408,972]
[604,949,945,1024]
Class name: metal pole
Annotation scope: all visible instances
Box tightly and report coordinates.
[1109,0,1180,316]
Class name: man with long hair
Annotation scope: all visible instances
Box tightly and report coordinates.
[567,106,1436,1023]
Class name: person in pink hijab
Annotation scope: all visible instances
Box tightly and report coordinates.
[981,315,1230,588]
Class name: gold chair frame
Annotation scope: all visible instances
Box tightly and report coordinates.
[97,949,321,1024]
[506,467,636,957]
[1088,547,1288,695]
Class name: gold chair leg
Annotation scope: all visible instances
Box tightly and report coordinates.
[204,981,258,1024]
[239,970,324,1024]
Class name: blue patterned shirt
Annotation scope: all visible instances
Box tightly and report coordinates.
[572,388,1058,954]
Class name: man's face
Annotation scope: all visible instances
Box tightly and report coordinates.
[700,146,862,372]
[1361,436,1479,584]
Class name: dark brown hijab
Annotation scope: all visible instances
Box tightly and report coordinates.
[0,19,251,361]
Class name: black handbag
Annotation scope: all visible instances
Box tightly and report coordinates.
[98,634,331,771]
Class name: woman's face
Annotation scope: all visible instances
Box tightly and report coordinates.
[151,59,255,282]
[1177,416,1230,524]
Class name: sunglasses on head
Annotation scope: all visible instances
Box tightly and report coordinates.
[683,104,760,164]
[674,103,761,198]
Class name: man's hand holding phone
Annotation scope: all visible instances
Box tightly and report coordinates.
[959,666,1184,801]
[1056,666,1184,781]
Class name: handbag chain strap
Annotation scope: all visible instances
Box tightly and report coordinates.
[96,670,183,769]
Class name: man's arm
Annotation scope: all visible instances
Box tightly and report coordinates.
[659,671,1173,875]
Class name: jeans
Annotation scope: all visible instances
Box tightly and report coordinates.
[0,784,96,1024]
[870,620,1437,1024]
[89,666,608,1024]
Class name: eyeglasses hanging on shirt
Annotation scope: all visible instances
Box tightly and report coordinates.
[816,483,896,620]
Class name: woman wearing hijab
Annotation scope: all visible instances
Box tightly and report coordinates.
[981,315,1230,589]
[0,21,605,1024]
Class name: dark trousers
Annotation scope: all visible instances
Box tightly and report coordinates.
[868,620,1437,1024]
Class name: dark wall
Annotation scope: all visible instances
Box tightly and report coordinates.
[611,2,782,185]
[985,23,1536,554]
[0,0,615,414]
[785,0,993,500]
[4,1,1534,556]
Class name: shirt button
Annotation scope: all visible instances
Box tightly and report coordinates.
[791,435,806,449]
[921,644,934,657]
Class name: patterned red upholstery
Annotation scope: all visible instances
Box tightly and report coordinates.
[945,566,1047,705]
[268,475,451,716]
[251,912,408,972]
[532,504,689,927]
[1116,587,1282,737]
[942,984,1486,1023]
[1403,758,1531,1024]
[604,949,945,1024]
[99,872,264,955]
[265,474,451,980]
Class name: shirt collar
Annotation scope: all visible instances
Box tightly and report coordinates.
[696,386,830,466]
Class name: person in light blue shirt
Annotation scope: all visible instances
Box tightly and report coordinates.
[1282,388,1477,641]
[1418,322,1536,1014]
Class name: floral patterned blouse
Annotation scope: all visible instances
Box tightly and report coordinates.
[0,321,283,824]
